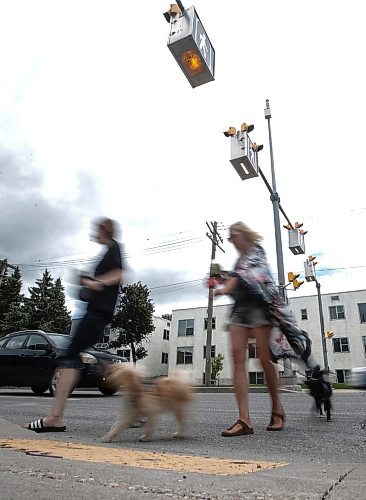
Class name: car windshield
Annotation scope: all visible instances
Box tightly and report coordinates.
[47,334,72,348]
[47,334,100,352]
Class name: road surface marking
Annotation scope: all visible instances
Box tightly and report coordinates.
[0,438,287,476]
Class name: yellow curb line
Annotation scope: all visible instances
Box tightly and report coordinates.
[0,438,288,476]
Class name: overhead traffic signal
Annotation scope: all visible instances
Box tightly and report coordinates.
[224,121,260,180]
[326,330,334,338]
[240,122,254,133]
[288,271,304,290]
[223,127,236,137]
[288,272,300,282]
[293,278,304,290]
[252,142,263,152]
[308,255,318,265]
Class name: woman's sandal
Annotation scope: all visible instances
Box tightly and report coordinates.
[266,412,286,431]
[221,419,254,437]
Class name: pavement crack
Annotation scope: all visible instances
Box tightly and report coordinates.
[321,467,356,499]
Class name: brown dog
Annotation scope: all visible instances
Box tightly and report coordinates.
[101,365,193,442]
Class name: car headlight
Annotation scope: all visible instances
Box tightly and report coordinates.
[79,352,98,365]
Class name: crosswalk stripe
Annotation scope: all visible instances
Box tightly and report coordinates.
[0,438,287,475]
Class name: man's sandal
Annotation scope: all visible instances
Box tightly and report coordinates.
[266,412,285,431]
[221,419,254,437]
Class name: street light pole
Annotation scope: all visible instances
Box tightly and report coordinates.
[264,100,295,381]
[264,99,286,301]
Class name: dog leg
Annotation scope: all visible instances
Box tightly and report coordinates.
[101,414,137,442]
[139,416,156,442]
[173,408,185,439]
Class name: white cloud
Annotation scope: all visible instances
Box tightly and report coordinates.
[1,0,365,316]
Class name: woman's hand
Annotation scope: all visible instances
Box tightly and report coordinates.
[213,287,226,297]
[81,278,104,291]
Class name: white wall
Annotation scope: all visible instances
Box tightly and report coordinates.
[169,289,366,385]
[108,315,171,378]
[169,304,270,386]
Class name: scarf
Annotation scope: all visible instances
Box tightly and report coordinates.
[230,245,313,366]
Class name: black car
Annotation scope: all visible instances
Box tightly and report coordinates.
[0,330,127,396]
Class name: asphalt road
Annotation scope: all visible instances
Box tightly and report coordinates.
[1,389,366,499]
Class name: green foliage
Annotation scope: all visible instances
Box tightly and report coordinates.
[161,313,172,320]
[0,265,27,336]
[110,282,155,363]
[26,270,71,333]
[211,353,225,380]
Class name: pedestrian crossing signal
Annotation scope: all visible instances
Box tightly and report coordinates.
[326,330,334,338]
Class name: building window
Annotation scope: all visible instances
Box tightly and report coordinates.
[178,319,194,336]
[163,329,170,340]
[248,343,258,358]
[203,345,216,359]
[362,336,366,356]
[336,369,350,383]
[117,349,131,361]
[204,317,216,330]
[161,352,169,364]
[167,322,170,327]
[333,337,350,353]
[301,308,308,320]
[329,305,345,320]
[249,372,264,385]
[177,347,193,364]
[358,303,366,323]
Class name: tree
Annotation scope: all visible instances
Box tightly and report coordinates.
[110,282,155,363]
[49,278,71,333]
[1,302,29,335]
[0,266,25,337]
[211,354,225,382]
[27,271,71,332]
[161,313,172,321]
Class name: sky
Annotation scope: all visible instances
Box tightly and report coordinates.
[1,0,366,318]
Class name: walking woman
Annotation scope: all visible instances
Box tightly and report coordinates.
[214,221,312,436]
[24,217,123,433]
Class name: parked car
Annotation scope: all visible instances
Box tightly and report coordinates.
[348,366,366,389]
[0,330,127,396]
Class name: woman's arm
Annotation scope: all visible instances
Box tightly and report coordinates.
[213,277,238,296]
[81,269,123,291]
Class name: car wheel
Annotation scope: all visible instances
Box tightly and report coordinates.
[49,370,60,396]
[31,385,48,395]
[48,370,74,396]
[98,386,118,396]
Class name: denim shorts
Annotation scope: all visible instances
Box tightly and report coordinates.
[229,303,272,329]
[57,311,109,369]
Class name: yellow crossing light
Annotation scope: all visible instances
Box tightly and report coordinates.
[252,142,263,152]
[326,330,334,338]
[288,272,300,282]
[223,127,236,137]
[240,122,254,133]
[293,279,304,290]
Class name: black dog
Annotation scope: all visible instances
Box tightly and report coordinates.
[305,366,333,421]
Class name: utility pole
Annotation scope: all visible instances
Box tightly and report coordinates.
[205,221,224,387]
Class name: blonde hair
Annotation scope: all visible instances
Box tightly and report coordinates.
[229,221,263,245]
